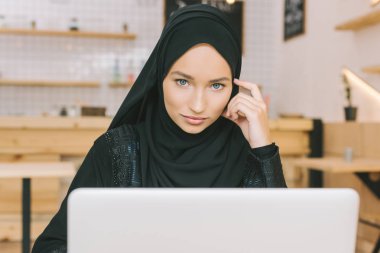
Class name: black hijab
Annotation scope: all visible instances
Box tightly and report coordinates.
[108,4,249,187]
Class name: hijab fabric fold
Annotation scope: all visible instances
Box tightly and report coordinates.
[108,4,249,187]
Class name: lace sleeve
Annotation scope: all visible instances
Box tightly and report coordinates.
[241,145,287,188]
[104,124,142,187]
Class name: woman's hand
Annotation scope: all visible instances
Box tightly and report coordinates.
[222,78,272,149]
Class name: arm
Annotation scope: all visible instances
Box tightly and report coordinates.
[223,79,286,187]
[241,143,287,188]
[31,135,112,253]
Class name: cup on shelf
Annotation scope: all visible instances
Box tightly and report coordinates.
[69,17,79,31]
[30,20,36,29]
[123,23,128,32]
[344,147,353,162]
[67,105,79,117]
[0,15,7,28]
[60,106,68,116]
[49,105,60,116]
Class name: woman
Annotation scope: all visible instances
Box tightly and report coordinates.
[32,4,286,253]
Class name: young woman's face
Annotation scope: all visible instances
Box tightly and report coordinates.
[163,43,233,134]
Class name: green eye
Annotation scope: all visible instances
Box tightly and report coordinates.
[211,83,224,90]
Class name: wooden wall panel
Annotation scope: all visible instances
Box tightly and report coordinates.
[361,123,380,159]
[0,178,60,213]
[323,123,363,157]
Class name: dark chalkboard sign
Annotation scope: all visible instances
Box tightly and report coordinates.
[284,0,305,41]
[164,0,244,52]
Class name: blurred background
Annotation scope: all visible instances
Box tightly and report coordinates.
[0,1,379,252]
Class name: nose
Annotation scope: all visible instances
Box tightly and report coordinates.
[189,88,206,114]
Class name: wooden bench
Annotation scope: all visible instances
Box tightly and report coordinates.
[0,162,76,253]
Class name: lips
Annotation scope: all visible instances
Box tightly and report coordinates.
[181,114,207,125]
[183,115,206,120]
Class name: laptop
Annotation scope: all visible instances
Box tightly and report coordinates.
[68,188,359,253]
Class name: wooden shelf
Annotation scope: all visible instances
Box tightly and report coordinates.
[362,65,380,74]
[109,81,134,88]
[0,79,136,88]
[0,116,111,130]
[0,79,100,88]
[0,28,136,40]
[335,9,380,31]
[371,0,380,7]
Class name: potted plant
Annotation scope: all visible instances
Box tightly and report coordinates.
[342,74,357,121]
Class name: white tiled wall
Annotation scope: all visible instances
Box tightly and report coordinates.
[277,0,380,122]
[0,0,279,117]
[241,0,280,119]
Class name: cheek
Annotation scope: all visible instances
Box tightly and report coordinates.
[209,92,231,116]
[163,82,183,113]
[165,92,182,110]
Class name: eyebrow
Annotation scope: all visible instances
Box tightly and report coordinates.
[171,71,230,83]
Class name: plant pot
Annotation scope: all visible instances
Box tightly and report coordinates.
[344,106,357,121]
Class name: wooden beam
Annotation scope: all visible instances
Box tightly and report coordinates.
[335,9,380,31]
[371,0,380,7]
[0,79,100,88]
[109,82,134,88]
[0,28,136,40]
[362,65,380,74]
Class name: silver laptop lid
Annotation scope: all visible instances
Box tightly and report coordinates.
[68,188,359,253]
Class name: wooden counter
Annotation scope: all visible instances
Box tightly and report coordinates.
[0,116,313,241]
[0,116,313,158]
[0,116,111,157]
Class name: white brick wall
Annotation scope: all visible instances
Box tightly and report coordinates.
[0,0,278,118]
[278,0,380,122]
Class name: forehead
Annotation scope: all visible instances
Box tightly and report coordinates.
[169,43,231,77]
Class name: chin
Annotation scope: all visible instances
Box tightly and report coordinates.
[180,125,207,134]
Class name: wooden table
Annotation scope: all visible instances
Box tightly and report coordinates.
[293,157,380,173]
[0,162,76,253]
[293,156,380,253]
[293,157,380,189]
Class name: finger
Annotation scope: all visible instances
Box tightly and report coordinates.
[234,78,264,102]
[228,95,255,119]
[232,92,267,111]
[229,99,258,120]
[221,109,229,119]
[229,94,267,119]
[228,93,266,116]
[222,110,235,122]
[223,106,241,121]
[229,101,260,121]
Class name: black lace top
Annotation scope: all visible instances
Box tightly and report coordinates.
[32,124,287,253]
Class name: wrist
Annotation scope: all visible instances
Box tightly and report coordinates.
[249,141,272,149]
[249,139,272,149]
